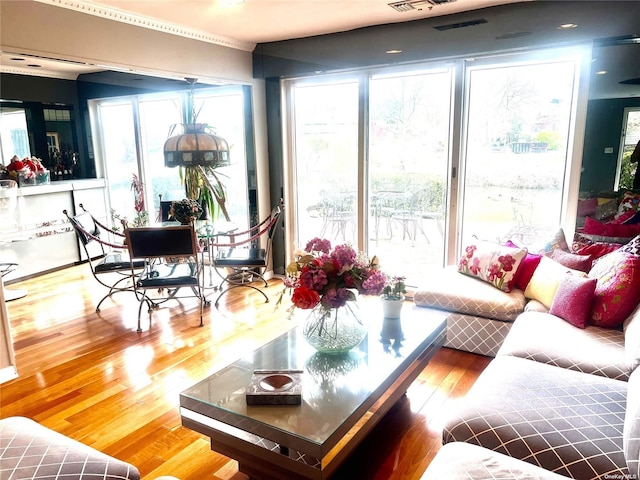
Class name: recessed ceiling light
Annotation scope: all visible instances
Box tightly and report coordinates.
[27,64,41,68]
[596,70,607,75]
[10,57,25,61]
[558,23,577,29]
[386,49,403,54]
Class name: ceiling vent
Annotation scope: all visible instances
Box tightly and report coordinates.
[388,0,457,12]
[433,18,488,30]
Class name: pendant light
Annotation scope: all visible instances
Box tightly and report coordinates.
[163,78,230,168]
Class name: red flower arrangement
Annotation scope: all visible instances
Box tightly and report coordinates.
[282,237,386,312]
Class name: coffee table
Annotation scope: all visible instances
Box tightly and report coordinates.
[180,302,446,479]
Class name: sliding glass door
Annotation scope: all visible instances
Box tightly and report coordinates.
[291,79,360,246]
[460,55,581,246]
[368,69,452,280]
[285,47,586,282]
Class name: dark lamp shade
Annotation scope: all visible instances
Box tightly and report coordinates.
[164,123,230,168]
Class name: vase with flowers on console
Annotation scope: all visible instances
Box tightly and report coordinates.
[169,198,203,225]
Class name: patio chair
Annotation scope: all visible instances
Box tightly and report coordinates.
[64,204,144,312]
[125,225,205,332]
[210,200,284,306]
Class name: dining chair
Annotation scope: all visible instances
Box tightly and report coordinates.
[64,204,144,312]
[125,225,205,332]
[210,200,284,306]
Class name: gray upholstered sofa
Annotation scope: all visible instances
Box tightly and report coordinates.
[420,303,640,480]
[0,416,141,480]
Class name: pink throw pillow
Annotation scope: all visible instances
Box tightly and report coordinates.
[577,198,597,217]
[551,249,592,273]
[458,240,527,293]
[505,240,542,291]
[588,249,640,328]
[549,275,597,328]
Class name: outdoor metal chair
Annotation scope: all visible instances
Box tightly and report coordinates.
[64,204,144,312]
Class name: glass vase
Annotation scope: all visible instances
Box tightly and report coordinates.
[302,301,367,354]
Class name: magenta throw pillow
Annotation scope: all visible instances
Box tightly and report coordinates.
[588,249,640,328]
[551,249,592,273]
[505,240,542,291]
[549,275,597,328]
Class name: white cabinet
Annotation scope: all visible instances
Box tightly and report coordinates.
[0,179,107,282]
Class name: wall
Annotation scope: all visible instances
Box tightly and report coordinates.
[580,98,640,194]
[0,1,252,84]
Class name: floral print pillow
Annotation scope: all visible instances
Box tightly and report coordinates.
[589,249,640,328]
[458,241,528,292]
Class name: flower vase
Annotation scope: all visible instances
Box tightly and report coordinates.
[381,296,404,318]
[302,301,367,354]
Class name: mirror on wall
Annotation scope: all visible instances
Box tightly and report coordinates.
[0,100,80,179]
[0,105,30,165]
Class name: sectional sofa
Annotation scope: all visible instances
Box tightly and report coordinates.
[415,229,640,479]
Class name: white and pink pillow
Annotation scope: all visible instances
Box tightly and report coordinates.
[458,240,527,293]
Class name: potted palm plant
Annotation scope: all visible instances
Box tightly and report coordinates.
[163,78,231,222]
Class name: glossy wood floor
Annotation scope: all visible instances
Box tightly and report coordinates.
[1,264,491,480]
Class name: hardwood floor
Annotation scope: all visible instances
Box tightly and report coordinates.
[1,264,491,479]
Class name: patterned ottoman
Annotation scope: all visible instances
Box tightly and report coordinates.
[414,266,527,356]
[0,416,141,480]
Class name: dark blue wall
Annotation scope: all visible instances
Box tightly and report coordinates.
[580,98,640,194]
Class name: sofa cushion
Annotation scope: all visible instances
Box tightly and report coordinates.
[457,240,527,292]
[414,266,526,322]
[443,356,629,480]
[549,275,597,328]
[0,416,141,480]
[588,248,640,329]
[421,441,569,480]
[624,368,640,480]
[497,312,630,380]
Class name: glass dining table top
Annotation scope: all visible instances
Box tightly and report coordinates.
[179,300,446,455]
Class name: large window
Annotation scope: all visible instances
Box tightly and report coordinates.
[90,87,250,230]
[284,47,586,284]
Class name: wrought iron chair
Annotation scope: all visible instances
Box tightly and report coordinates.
[125,225,205,332]
[64,204,144,312]
[210,200,284,306]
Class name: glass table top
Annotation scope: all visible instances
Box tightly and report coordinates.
[180,301,446,455]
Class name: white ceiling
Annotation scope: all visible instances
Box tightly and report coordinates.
[0,0,523,79]
[78,0,523,45]
[1,0,638,100]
